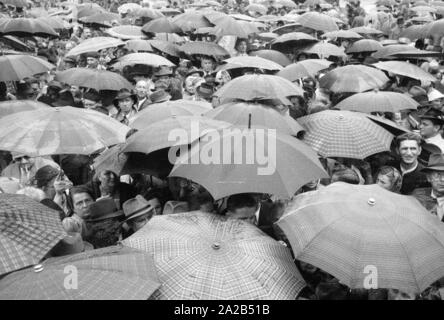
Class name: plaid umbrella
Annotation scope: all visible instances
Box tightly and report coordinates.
[250,50,292,67]
[0,107,131,157]
[319,65,389,93]
[124,211,306,300]
[335,90,419,113]
[169,128,328,200]
[277,59,332,81]
[130,99,212,129]
[172,12,213,32]
[297,12,339,32]
[0,245,161,299]
[373,61,437,82]
[0,100,51,118]
[298,110,394,159]
[142,17,182,34]
[205,102,304,136]
[0,194,66,276]
[56,68,133,91]
[323,30,363,39]
[65,37,125,57]
[277,182,444,293]
[180,41,229,58]
[346,39,383,54]
[0,18,58,38]
[111,52,175,70]
[221,56,283,71]
[302,42,346,59]
[0,54,55,82]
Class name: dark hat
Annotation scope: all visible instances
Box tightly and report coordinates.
[196,82,215,99]
[419,108,444,125]
[421,153,444,173]
[53,89,76,107]
[84,51,99,59]
[149,89,171,104]
[48,80,63,90]
[113,88,138,107]
[85,197,124,222]
[83,90,101,102]
[123,195,155,222]
[129,64,152,77]
[153,66,173,77]
[186,67,204,78]
[64,56,77,64]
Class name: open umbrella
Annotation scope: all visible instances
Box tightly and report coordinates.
[169,127,328,199]
[0,245,161,300]
[298,110,394,159]
[373,61,436,82]
[111,52,175,70]
[335,90,419,113]
[346,39,383,53]
[399,24,428,41]
[36,16,69,30]
[0,18,58,38]
[172,12,213,32]
[0,107,131,156]
[411,5,437,13]
[76,3,105,19]
[124,211,306,299]
[246,4,268,15]
[106,25,145,40]
[0,100,51,118]
[118,3,142,14]
[79,12,120,26]
[180,41,229,58]
[211,16,258,38]
[277,59,332,81]
[149,40,181,57]
[142,17,182,34]
[0,194,66,276]
[349,26,383,35]
[133,8,165,20]
[214,74,304,103]
[249,50,292,67]
[319,65,389,93]
[65,37,125,57]
[0,35,32,52]
[0,54,55,82]
[56,68,133,91]
[302,42,346,58]
[205,102,304,136]
[0,0,27,7]
[220,56,283,71]
[277,182,444,293]
[366,114,411,136]
[322,30,363,39]
[423,19,444,38]
[270,32,318,53]
[297,12,339,32]
[125,39,154,52]
[371,44,423,60]
[257,32,279,41]
[130,99,212,129]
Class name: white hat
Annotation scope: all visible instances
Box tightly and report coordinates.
[428,88,444,102]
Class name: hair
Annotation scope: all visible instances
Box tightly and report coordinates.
[375,166,403,193]
[226,193,259,213]
[395,132,422,150]
[331,168,360,185]
[16,187,46,202]
[34,165,60,189]
[70,185,93,202]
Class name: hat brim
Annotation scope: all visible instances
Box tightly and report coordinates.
[419,115,444,124]
[421,166,444,173]
[125,206,154,222]
[113,94,138,107]
[85,210,124,222]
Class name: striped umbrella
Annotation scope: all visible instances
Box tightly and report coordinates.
[0,54,55,82]
[335,90,419,113]
[124,211,307,299]
[0,100,51,118]
[0,194,66,277]
[277,182,444,293]
[319,65,389,93]
[297,12,339,32]
[297,110,394,159]
[56,68,133,91]
[0,107,131,157]
[0,245,161,300]
[277,59,332,81]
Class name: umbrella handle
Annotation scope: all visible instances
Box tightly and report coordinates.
[248,113,251,129]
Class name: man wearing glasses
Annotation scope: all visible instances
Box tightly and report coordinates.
[413,154,444,222]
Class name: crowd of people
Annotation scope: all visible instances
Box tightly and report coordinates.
[1,0,444,300]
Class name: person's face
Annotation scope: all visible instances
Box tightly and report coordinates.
[428,171,444,195]
[128,213,151,232]
[83,28,92,38]
[237,41,247,53]
[99,173,116,194]
[73,193,94,218]
[376,174,392,191]
[83,99,99,110]
[135,82,149,98]
[419,119,440,138]
[118,97,134,113]
[70,85,80,96]
[147,198,162,215]
[16,156,35,170]
[44,176,58,199]
[86,57,98,68]
[431,99,443,110]
[30,83,40,95]
[201,59,214,72]
[227,206,257,224]
[398,140,420,165]
[185,80,196,94]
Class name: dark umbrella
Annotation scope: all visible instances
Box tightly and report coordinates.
[142,17,182,34]
[0,18,58,38]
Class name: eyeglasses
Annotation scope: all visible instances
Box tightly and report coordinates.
[430,172,444,182]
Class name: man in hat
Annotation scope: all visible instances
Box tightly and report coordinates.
[84,51,100,69]
[412,154,444,222]
[419,108,444,152]
[196,82,215,103]
[149,89,171,105]
[121,195,156,239]
[61,56,77,71]
[112,88,138,125]
[199,56,217,77]
[82,90,108,114]
[134,80,153,112]
[37,80,63,106]
[154,67,183,101]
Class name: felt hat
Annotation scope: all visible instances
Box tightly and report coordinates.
[163,200,189,215]
[153,66,173,77]
[186,67,205,78]
[421,153,444,173]
[85,197,124,222]
[419,108,444,125]
[149,89,171,104]
[112,88,138,107]
[196,82,215,99]
[123,195,155,221]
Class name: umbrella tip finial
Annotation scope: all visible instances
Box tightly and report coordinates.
[34,264,44,273]
[367,198,376,206]
[212,242,221,250]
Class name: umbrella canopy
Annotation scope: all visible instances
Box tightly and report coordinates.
[0,100,51,118]
[335,90,419,113]
[106,25,145,40]
[142,17,182,34]
[277,182,444,293]
[302,42,346,58]
[297,110,394,159]
[211,16,258,38]
[172,12,213,32]
[249,50,292,67]
[111,52,175,70]
[180,41,229,58]
[130,99,212,129]
[214,74,304,103]
[78,12,120,26]
[76,3,106,19]
[0,245,161,300]
[125,39,155,52]
[277,59,332,81]
[319,65,389,93]
[169,128,328,199]
[257,32,279,41]
[221,56,283,71]
[373,61,437,82]
[133,8,165,20]
[297,12,339,32]
[124,211,306,299]
[0,54,55,82]
[371,44,423,60]
[65,37,125,57]
[423,19,444,38]
[0,107,131,156]
[0,194,66,276]
[0,18,58,38]
[270,32,318,53]
[346,39,383,53]
[118,3,142,14]
[123,115,230,155]
[366,114,411,136]
[349,26,383,35]
[36,16,69,30]
[246,4,268,15]
[56,68,133,91]
[322,30,363,39]
[205,102,304,136]
[149,40,181,57]
[411,5,437,12]
[0,0,27,7]
[399,24,428,41]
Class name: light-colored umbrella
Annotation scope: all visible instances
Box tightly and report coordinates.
[277,182,444,293]
[298,110,394,159]
[65,37,125,57]
[302,42,346,58]
[0,100,51,118]
[371,44,423,60]
[323,30,363,39]
[180,41,229,57]
[118,3,142,14]
[0,54,55,82]
[277,59,332,81]
[346,39,383,53]
[106,25,145,40]
[172,12,213,32]
[142,17,182,34]
[221,56,283,71]
[249,50,292,67]
[297,12,339,32]
[373,61,437,82]
[111,52,175,70]
[349,26,383,35]
[56,68,133,91]
[124,211,306,300]
[0,107,131,156]
[211,16,258,38]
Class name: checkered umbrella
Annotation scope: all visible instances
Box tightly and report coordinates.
[124,211,306,300]
[0,245,161,300]
[0,194,66,277]
[277,182,444,293]
[297,110,394,159]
